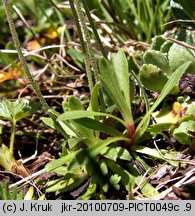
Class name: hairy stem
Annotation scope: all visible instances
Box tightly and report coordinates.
[75,0,99,83]
[74,0,105,111]
[2,0,68,139]
[85,56,94,92]
[69,0,94,92]
[81,0,107,58]
[68,0,86,53]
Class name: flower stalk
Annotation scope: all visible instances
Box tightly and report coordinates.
[2,0,68,139]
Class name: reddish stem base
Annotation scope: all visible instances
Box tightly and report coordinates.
[127,123,135,140]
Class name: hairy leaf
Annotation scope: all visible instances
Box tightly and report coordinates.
[135,61,191,142]
[58,110,127,127]
[112,50,130,110]
[45,137,130,172]
[74,117,123,137]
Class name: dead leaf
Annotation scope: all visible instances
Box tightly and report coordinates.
[11,161,30,177]
[27,40,41,52]
[30,152,54,173]
[0,65,22,83]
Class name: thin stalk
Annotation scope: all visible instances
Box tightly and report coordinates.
[126,0,143,40]
[146,0,161,42]
[2,0,68,139]
[80,0,107,110]
[137,0,141,26]
[2,0,49,110]
[85,56,94,92]
[69,0,86,53]
[69,0,94,92]
[81,0,107,58]
[75,0,99,84]
[10,119,16,156]
[69,0,105,111]
[148,0,154,21]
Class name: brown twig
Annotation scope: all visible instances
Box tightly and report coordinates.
[166,37,195,51]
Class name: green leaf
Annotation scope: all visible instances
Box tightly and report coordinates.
[47,166,68,176]
[45,176,85,194]
[132,145,164,161]
[70,120,96,143]
[144,50,172,77]
[0,144,19,172]
[41,117,59,130]
[0,185,3,200]
[79,183,97,200]
[132,145,179,166]
[17,191,24,200]
[148,123,172,138]
[130,70,150,143]
[67,48,84,69]
[48,108,95,141]
[135,61,191,142]
[24,187,34,200]
[62,101,70,112]
[89,82,101,112]
[48,109,60,117]
[45,149,82,172]
[106,159,134,191]
[100,147,118,161]
[45,137,129,172]
[62,97,94,140]
[68,138,85,149]
[99,57,132,123]
[0,99,40,122]
[86,161,109,193]
[59,120,80,137]
[112,50,130,109]
[109,174,121,190]
[68,137,130,170]
[57,110,127,127]
[132,152,152,174]
[59,177,85,194]
[100,146,131,161]
[168,43,195,72]
[128,164,158,198]
[186,101,195,115]
[173,120,195,145]
[152,35,167,50]
[11,186,18,200]
[139,64,169,92]
[170,0,193,24]
[99,159,109,176]
[41,117,77,137]
[160,41,173,53]
[74,117,123,137]
[66,96,99,141]
[173,0,195,19]
[68,96,85,111]
[4,181,9,200]
[176,29,195,47]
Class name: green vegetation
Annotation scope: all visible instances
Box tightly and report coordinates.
[0,0,194,200]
